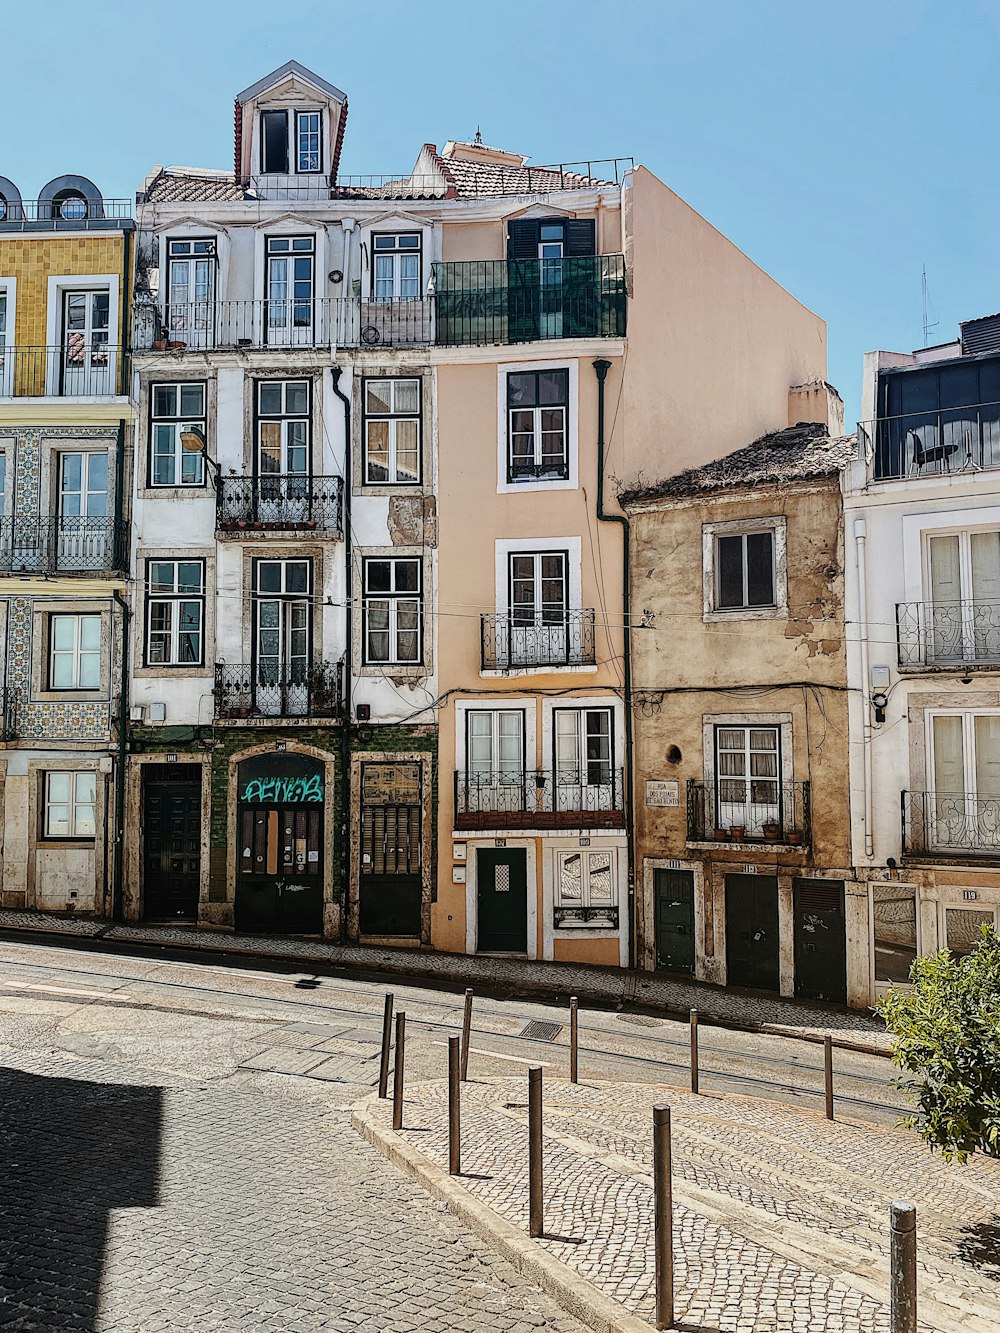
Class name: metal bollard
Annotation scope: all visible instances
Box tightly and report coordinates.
[689,1008,699,1095]
[890,1201,917,1333]
[570,996,579,1084]
[460,987,473,1081]
[392,1011,406,1131]
[528,1065,543,1237]
[378,992,394,1099]
[653,1104,674,1330]
[824,1035,834,1121]
[448,1035,461,1176]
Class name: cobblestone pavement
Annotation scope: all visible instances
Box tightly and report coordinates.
[0,909,889,1047]
[0,1022,592,1328]
[359,1076,1000,1332]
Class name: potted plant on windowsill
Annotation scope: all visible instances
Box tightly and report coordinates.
[785,830,802,845]
[730,824,746,842]
[762,821,781,842]
[714,827,729,841]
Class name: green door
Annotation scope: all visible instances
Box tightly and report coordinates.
[476,848,528,953]
[654,869,695,974]
[793,879,847,1004]
[725,873,779,991]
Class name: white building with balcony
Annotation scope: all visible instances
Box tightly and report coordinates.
[845,311,1000,1004]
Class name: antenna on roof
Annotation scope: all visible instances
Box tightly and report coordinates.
[473,125,484,146]
[922,264,939,347]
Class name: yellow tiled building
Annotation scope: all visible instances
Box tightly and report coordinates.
[0,174,134,916]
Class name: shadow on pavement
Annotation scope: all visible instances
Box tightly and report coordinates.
[0,1066,161,1330]
[957,1215,1000,1280]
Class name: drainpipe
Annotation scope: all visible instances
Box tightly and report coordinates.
[593,359,636,970]
[119,226,132,396]
[331,366,352,944]
[112,589,130,921]
[337,218,356,346]
[854,519,874,860]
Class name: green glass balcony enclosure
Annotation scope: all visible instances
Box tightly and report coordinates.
[432,255,626,347]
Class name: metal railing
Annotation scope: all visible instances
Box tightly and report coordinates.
[0,517,127,574]
[454,768,625,829]
[902,789,1000,855]
[0,345,125,397]
[0,197,132,226]
[216,475,343,536]
[0,688,14,741]
[432,255,627,346]
[859,403,1000,480]
[897,600,1000,668]
[241,159,631,200]
[553,904,620,928]
[131,298,433,352]
[214,661,342,720]
[686,780,810,845]
[481,610,596,670]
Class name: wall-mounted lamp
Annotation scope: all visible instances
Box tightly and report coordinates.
[180,424,220,488]
[871,690,888,724]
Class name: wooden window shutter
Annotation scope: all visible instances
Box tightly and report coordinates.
[507,219,541,260]
[566,219,596,256]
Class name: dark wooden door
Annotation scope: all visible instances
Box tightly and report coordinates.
[143,770,201,920]
[793,879,847,1004]
[655,869,695,974]
[477,849,528,953]
[725,873,779,991]
[359,803,422,936]
[236,805,323,934]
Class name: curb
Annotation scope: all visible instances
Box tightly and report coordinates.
[0,915,890,1057]
[351,1096,656,1333]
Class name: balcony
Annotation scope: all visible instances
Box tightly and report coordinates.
[897,600,1000,669]
[0,345,126,397]
[432,256,626,347]
[481,610,596,671]
[0,198,133,230]
[0,517,127,575]
[131,298,433,353]
[903,790,1000,857]
[214,662,342,721]
[686,780,810,847]
[216,476,343,537]
[859,402,1000,481]
[454,768,625,830]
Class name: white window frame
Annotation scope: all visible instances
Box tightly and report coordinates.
[49,613,102,690]
[43,770,97,840]
[922,526,1000,664]
[295,110,322,173]
[256,378,311,476]
[260,108,291,175]
[149,381,207,487]
[0,277,14,396]
[371,233,422,302]
[924,708,1000,852]
[146,559,206,667]
[505,367,570,485]
[701,711,794,835]
[702,516,787,621]
[496,359,578,494]
[363,556,423,666]
[45,274,120,397]
[554,847,617,914]
[362,377,422,485]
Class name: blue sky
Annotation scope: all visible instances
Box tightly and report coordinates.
[3,0,999,424]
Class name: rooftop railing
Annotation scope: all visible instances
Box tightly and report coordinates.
[859,403,1000,481]
[0,198,133,228]
[238,159,632,200]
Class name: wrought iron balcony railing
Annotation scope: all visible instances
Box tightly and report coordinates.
[0,345,126,397]
[553,904,620,928]
[216,475,343,536]
[897,600,1000,668]
[454,768,625,830]
[214,661,342,721]
[432,255,627,347]
[0,688,14,741]
[686,780,810,845]
[859,403,1000,481]
[481,610,596,671]
[0,517,127,574]
[132,298,433,352]
[902,789,1000,856]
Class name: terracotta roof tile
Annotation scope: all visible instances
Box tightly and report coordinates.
[143,170,246,204]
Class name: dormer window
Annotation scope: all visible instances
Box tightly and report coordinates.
[260,109,322,175]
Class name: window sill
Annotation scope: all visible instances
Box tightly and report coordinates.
[686,837,808,854]
[480,664,598,680]
[703,606,787,624]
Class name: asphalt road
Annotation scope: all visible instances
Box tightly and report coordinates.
[0,937,908,1331]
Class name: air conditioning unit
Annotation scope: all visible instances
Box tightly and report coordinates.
[129,705,146,722]
[148,702,166,723]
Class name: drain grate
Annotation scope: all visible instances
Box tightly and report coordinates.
[519,1020,564,1042]
[616,1014,662,1028]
